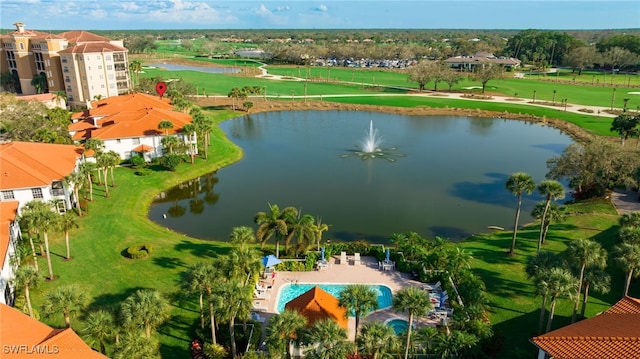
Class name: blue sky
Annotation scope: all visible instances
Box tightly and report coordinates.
[1,0,638,30]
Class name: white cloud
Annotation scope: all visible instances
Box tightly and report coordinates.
[316,4,328,12]
[253,4,272,16]
[274,6,290,12]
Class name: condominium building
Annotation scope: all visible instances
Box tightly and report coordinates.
[0,22,131,108]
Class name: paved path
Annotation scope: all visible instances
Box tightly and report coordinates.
[611,188,640,214]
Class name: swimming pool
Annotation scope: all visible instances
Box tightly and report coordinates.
[386,318,409,334]
[276,283,393,313]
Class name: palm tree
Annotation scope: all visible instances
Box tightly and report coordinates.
[286,212,315,256]
[158,120,174,136]
[161,135,180,155]
[533,272,551,334]
[182,262,210,330]
[182,123,197,164]
[59,212,79,260]
[311,217,330,251]
[445,246,473,275]
[229,226,256,249]
[392,287,432,359]
[303,319,352,359]
[120,289,171,339]
[506,172,536,255]
[531,201,566,246]
[105,151,121,187]
[613,241,640,296]
[12,265,42,317]
[357,321,399,359]
[17,208,41,273]
[579,268,611,319]
[129,60,142,86]
[338,284,379,341]
[619,211,640,229]
[255,203,292,257]
[212,279,252,359]
[266,309,307,359]
[96,152,110,197]
[543,267,578,333]
[222,246,263,285]
[79,161,97,202]
[433,331,479,359]
[566,238,607,323]
[64,170,87,216]
[42,285,87,328]
[192,109,213,159]
[113,331,159,359]
[23,200,60,280]
[82,309,115,354]
[413,325,439,355]
[536,180,565,253]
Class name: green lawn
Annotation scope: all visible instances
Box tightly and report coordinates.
[459,198,633,358]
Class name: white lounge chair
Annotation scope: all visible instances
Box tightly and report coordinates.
[354,253,361,265]
[254,290,271,300]
[252,301,267,312]
[340,252,347,265]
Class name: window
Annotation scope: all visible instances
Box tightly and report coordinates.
[132,138,140,144]
[1,190,14,200]
[107,65,113,70]
[32,188,44,199]
[98,65,102,70]
[116,139,121,143]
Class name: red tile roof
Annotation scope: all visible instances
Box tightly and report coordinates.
[58,30,110,43]
[58,42,126,54]
[0,304,108,358]
[70,108,192,141]
[0,201,19,268]
[71,93,172,120]
[285,286,348,329]
[0,142,82,190]
[532,296,640,359]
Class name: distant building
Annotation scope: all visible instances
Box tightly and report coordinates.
[0,22,131,108]
[444,51,521,71]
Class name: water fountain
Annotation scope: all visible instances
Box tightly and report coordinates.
[341,120,403,161]
[362,120,382,153]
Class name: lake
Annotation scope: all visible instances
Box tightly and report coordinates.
[148,110,573,243]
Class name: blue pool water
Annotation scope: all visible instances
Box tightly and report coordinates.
[386,319,409,334]
[277,283,393,313]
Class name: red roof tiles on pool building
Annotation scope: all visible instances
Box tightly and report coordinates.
[285,286,348,329]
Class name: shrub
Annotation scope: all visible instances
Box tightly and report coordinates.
[160,154,182,171]
[130,155,147,169]
[125,244,153,259]
[134,168,153,176]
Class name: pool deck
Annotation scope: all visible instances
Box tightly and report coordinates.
[254,255,442,340]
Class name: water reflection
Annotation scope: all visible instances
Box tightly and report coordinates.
[152,174,220,216]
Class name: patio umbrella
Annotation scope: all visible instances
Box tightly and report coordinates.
[385,248,390,262]
[439,291,445,308]
[262,254,282,268]
[321,247,325,261]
